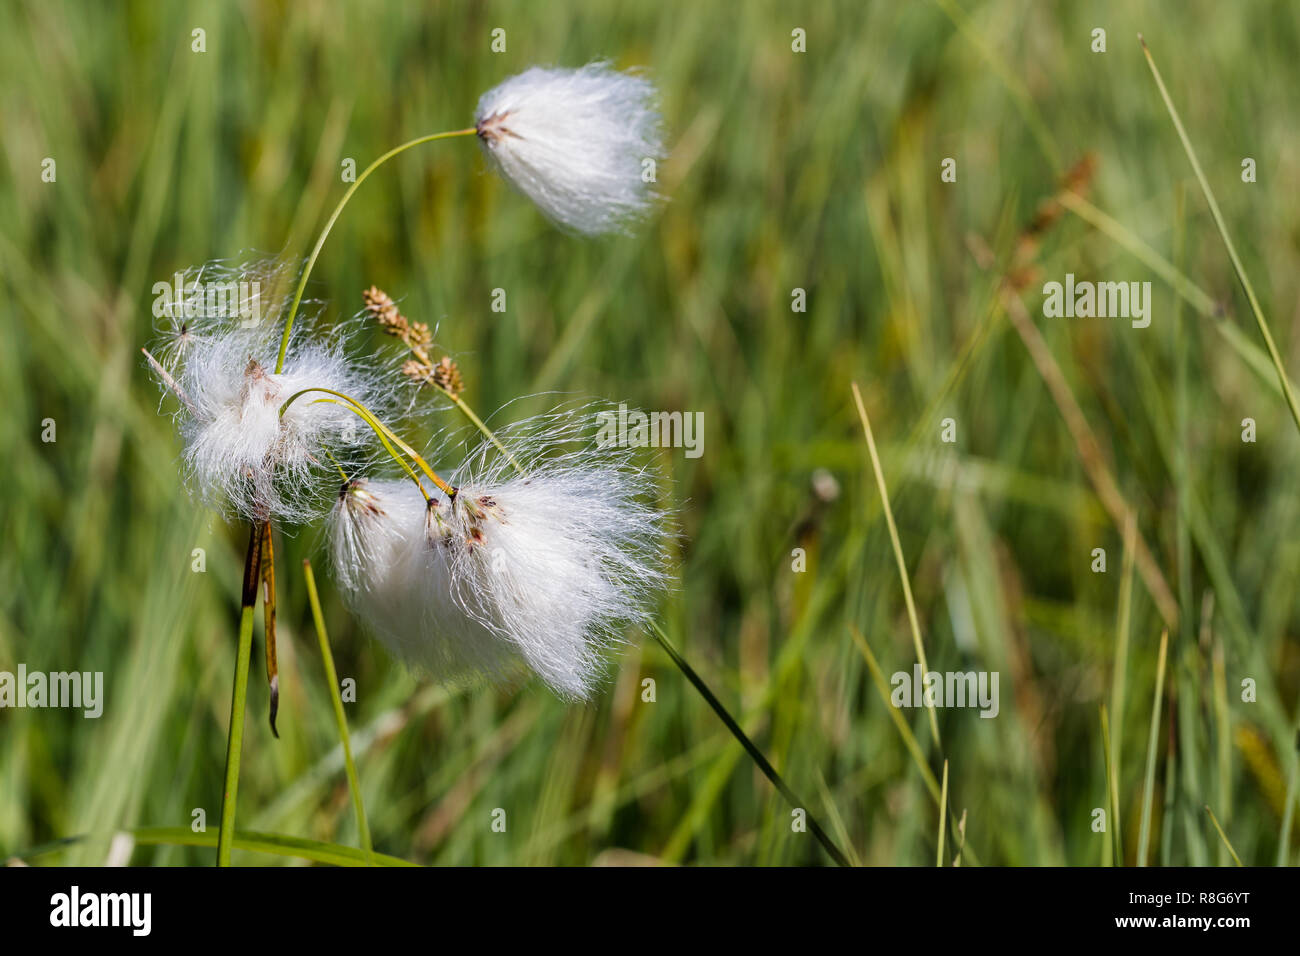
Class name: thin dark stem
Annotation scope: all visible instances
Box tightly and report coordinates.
[261,518,279,737]
[650,623,850,867]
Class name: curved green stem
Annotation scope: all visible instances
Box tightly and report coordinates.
[280,386,454,497]
[312,398,430,498]
[274,127,477,374]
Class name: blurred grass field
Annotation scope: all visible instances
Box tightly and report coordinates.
[2,0,1299,865]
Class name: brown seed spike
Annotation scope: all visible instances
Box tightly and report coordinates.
[431,356,464,398]
[363,285,406,334]
[409,321,433,349]
[402,359,435,386]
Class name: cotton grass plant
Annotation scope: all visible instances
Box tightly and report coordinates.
[145,61,848,866]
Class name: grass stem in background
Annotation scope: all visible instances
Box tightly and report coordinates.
[1205,805,1243,866]
[954,810,967,867]
[1211,641,1232,866]
[1108,512,1136,859]
[850,626,980,865]
[1279,759,1299,866]
[303,559,373,865]
[937,760,949,867]
[1101,705,1120,865]
[261,519,279,737]
[1140,35,1300,439]
[217,521,263,866]
[852,627,940,799]
[1137,629,1169,866]
[851,382,942,748]
[1000,293,1180,629]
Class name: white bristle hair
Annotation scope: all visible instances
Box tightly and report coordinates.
[147,259,393,524]
[474,61,666,236]
[329,406,673,700]
[330,477,523,684]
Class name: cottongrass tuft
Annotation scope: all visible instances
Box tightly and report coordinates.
[330,406,673,699]
[147,260,393,523]
[474,61,665,236]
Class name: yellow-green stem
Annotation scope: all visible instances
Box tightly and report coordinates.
[280,386,454,497]
[303,558,373,864]
[1205,805,1243,866]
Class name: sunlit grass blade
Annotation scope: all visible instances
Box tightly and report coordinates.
[1140,35,1300,439]
[850,625,940,800]
[8,828,417,867]
[1100,705,1121,866]
[849,626,981,865]
[1211,641,1232,866]
[139,827,413,867]
[850,381,942,748]
[1279,762,1299,866]
[1204,805,1243,866]
[303,558,373,865]
[813,767,862,867]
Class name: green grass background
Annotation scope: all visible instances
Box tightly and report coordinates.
[2,0,1298,865]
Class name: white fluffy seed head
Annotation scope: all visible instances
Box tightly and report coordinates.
[331,477,522,685]
[474,61,666,236]
[148,260,393,523]
[329,407,673,700]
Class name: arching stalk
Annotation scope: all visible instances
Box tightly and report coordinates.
[274,128,477,374]
[279,386,455,498]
